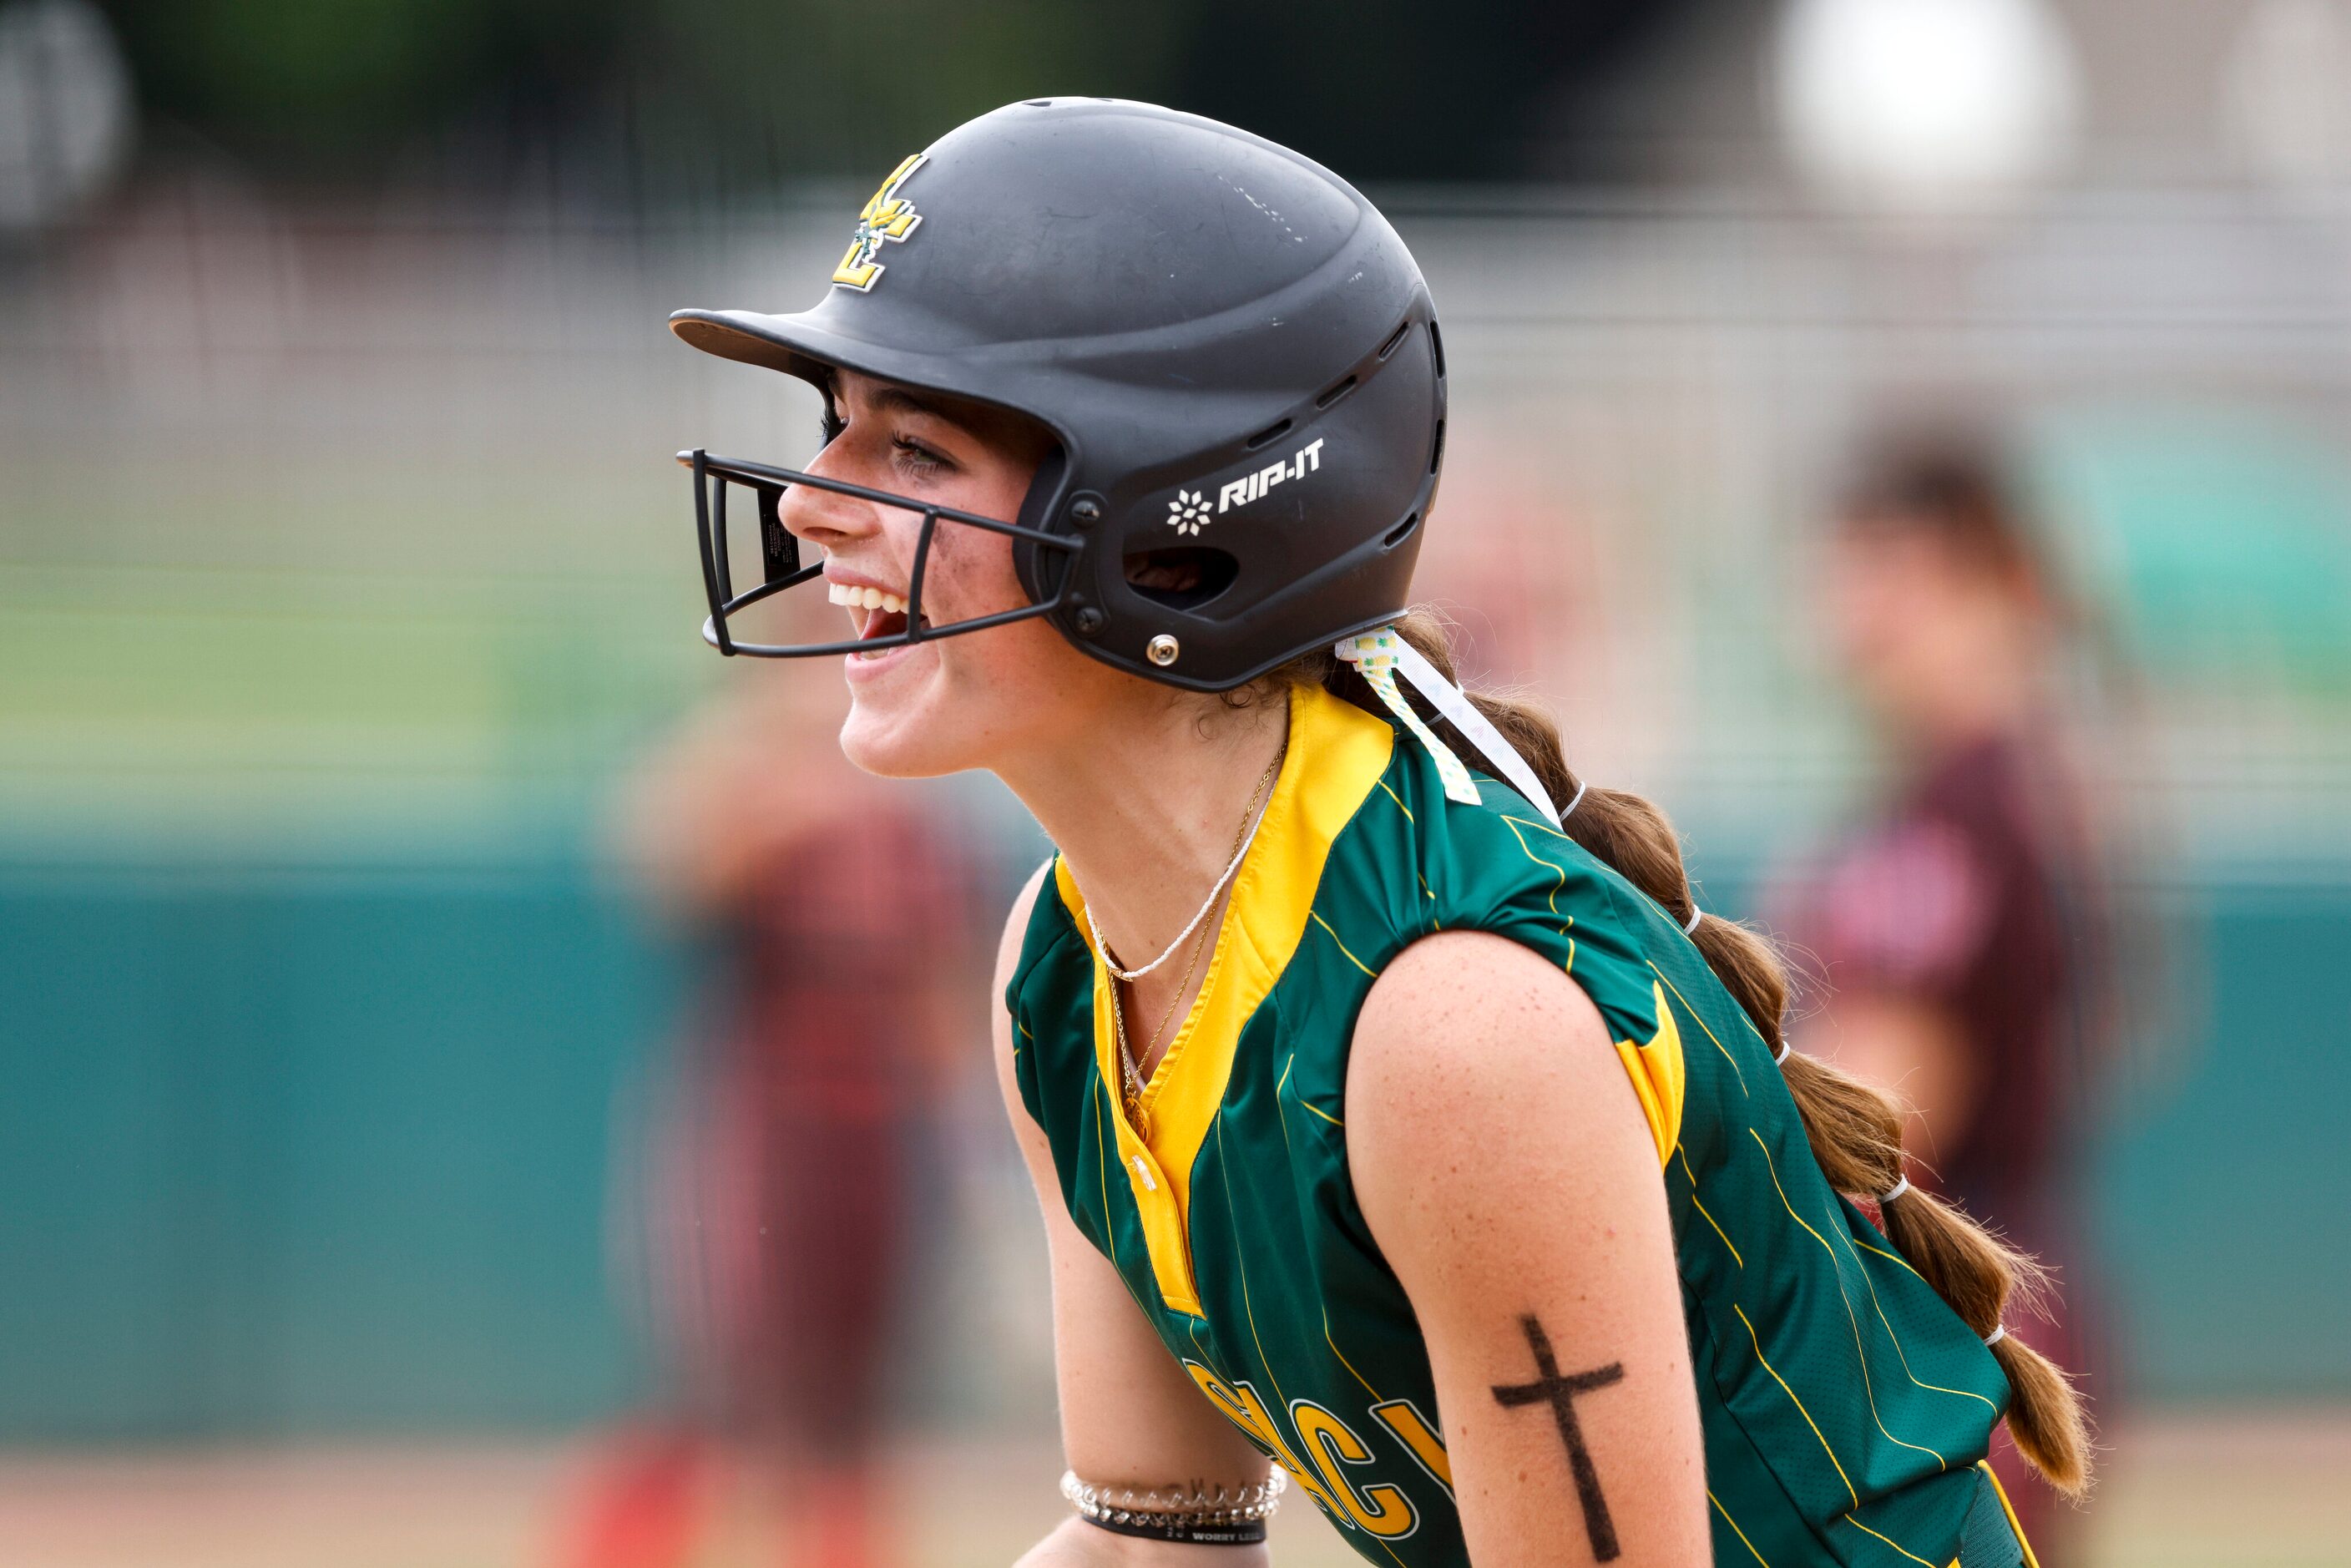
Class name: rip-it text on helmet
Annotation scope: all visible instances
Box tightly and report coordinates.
[1216,438,1327,518]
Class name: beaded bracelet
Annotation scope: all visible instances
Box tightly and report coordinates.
[1060,1469,1287,1545]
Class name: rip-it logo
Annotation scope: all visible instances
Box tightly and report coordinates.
[1216,437,1325,515]
[1166,438,1328,537]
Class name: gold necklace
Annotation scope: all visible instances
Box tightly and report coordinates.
[1138,912,1211,1068]
[1106,744,1282,1141]
[1112,917,1208,1141]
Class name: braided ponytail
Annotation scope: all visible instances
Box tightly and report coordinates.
[1276,608,2091,1496]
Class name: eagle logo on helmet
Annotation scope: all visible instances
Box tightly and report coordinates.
[832,154,928,292]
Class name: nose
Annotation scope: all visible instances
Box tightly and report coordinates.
[776,440,883,552]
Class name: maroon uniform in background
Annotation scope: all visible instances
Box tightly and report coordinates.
[670,804,973,1454]
[554,667,984,1568]
[1788,726,2109,1553]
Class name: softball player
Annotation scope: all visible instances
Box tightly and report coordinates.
[664,99,2088,1568]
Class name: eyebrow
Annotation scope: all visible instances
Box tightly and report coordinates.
[867,384,970,429]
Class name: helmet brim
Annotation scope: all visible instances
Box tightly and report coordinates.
[670,308,827,381]
[670,307,992,408]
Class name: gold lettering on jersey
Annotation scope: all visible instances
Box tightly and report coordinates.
[1371,1399,1454,1495]
[1292,1399,1419,1538]
[1181,1361,1341,1514]
[832,154,928,291]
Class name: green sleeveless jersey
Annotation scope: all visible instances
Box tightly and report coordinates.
[1009,684,2015,1568]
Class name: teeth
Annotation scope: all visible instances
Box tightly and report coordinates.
[827,582,908,615]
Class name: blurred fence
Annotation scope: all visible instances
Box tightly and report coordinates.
[5,173,2351,1436]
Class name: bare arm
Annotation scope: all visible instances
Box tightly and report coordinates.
[993,863,1273,1568]
[1348,932,1709,1568]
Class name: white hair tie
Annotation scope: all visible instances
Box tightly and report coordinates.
[1982,1324,2007,1349]
[1882,1174,1911,1204]
[1562,779,1589,819]
[1773,1041,1792,1066]
[1681,907,1703,936]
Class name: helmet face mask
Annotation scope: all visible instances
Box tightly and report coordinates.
[680,448,1081,658]
[670,98,1448,692]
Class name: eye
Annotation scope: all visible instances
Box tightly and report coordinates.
[818,400,844,447]
[892,435,950,478]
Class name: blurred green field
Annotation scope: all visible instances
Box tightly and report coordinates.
[0,462,703,845]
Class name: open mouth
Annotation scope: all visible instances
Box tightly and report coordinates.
[827,579,928,656]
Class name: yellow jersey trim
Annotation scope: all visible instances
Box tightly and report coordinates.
[1977,1459,2042,1568]
[1055,683,1393,1317]
[1612,980,1688,1167]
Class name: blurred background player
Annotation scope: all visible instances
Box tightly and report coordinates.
[1780,431,2118,1564]
[549,667,984,1568]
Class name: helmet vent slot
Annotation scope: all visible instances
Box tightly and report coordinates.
[1378,320,1413,360]
[1429,417,1446,475]
[1315,375,1358,409]
[1428,319,1445,377]
[1245,417,1293,451]
[1384,513,1421,549]
[1125,546,1239,609]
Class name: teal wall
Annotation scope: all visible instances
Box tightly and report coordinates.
[0,858,675,1438]
[2094,882,2351,1399]
[0,856,2343,1439]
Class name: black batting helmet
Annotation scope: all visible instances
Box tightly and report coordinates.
[670,97,1446,692]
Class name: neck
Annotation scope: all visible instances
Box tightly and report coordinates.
[1904,653,2039,759]
[998,687,1292,968]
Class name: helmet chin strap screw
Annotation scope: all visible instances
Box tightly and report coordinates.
[1147,635,1181,667]
[1074,607,1106,636]
[1069,497,1102,527]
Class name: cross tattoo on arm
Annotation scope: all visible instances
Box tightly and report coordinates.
[1490,1314,1626,1562]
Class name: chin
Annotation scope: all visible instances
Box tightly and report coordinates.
[838,716,951,778]
[836,655,965,778]
[834,620,1094,780]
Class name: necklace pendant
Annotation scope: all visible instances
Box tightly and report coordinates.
[1125,1094,1153,1141]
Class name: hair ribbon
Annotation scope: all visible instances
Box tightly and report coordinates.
[1335,629,1562,828]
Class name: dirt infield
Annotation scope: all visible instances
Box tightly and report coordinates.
[1,1410,2343,1568]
